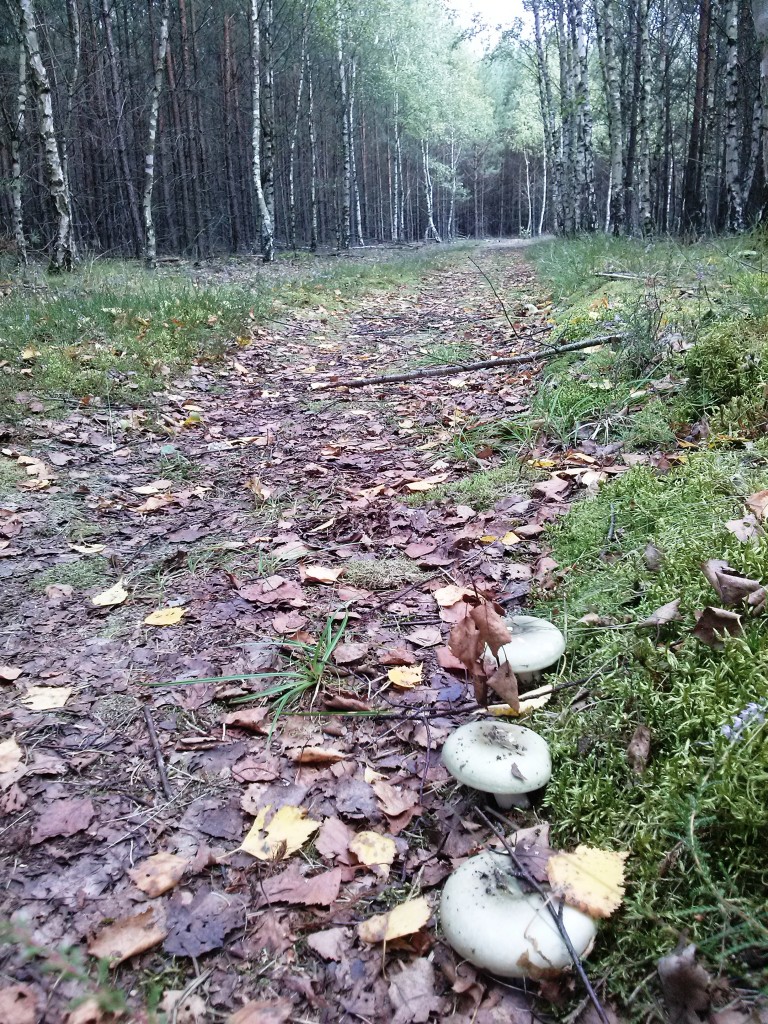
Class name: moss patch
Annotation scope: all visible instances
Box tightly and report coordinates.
[342,558,425,590]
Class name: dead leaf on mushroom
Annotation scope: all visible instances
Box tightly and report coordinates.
[546,845,628,918]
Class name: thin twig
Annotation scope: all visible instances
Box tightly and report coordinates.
[143,706,174,802]
[474,807,610,1024]
[169,969,212,1024]
[468,255,519,334]
[331,334,624,388]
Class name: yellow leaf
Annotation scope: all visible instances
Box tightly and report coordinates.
[349,831,397,869]
[240,804,320,861]
[480,534,499,543]
[502,531,521,545]
[132,479,173,495]
[301,565,343,584]
[546,845,629,918]
[91,580,128,608]
[21,347,41,360]
[358,896,431,943]
[528,458,558,469]
[387,664,423,689]
[487,682,553,717]
[0,735,22,773]
[245,477,274,501]
[144,607,186,626]
[22,686,72,710]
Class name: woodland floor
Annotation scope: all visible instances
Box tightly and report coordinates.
[1,242,575,1024]
[2,239,767,1024]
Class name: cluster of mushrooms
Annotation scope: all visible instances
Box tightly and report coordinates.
[438,615,598,979]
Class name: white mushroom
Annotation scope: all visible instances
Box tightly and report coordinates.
[441,720,551,808]
[440,849,597,978]
[489,615,566,684]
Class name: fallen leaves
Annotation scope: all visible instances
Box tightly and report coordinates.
[164,887,245,957]
[448,598,518,709]
[91,580,128,608]
[300,564,343,584]
[144,606,187,626]
[387,664,423,689]
[129,852,189,897]
[546,845,628,918]
[349,831,397,874]
[0,736,23,773]
[358,896,431,943]
[240,804,320,860]
[692,606,743,648]
[21,685,72,710]
[88,907,168,965]
[30,797,96,844]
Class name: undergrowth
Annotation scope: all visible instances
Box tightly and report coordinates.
[534,453,768,1008]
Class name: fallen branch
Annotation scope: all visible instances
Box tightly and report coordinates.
[331,334,624,388]
[143,706,174,802]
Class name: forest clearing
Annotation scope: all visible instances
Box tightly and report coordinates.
[2,0,768,1020]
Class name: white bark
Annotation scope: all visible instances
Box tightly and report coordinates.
[143,0,170,265]
[288,28,307,249]
[597,0,624,233]
[422,139,441,241]
[250,0,274,261]
[11,29,27,263]
[307,63,319,251]
[336,0,351,249]
[725,0,744,231]
[19,0,75,271]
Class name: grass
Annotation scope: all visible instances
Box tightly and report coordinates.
[0,245,472,420]
[32,557,112,593]
[530,450,768,1008]
[408,459,538,510]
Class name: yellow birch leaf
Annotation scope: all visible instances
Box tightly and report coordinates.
[143,607,186,626]
[91,580,128,608]
[433,584,473,608]
[358,896,431,943]
[22,686,72,710]
[546,845,629,918]
[387,664,423,689]
[349,831,397,868]
[69,543,106,555]
[502,531,521,545]
[240,804,320,861]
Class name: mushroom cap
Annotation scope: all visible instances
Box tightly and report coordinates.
[440,850,597,978]
[492,615,566,674]
[441,720,551,797]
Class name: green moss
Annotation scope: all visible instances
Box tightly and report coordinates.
[408,459,533,510]
[342,557,424,590]
[684,319,766,413]
[533,451,768,1004]
[33,558,112,592]
[0,458,25,495]
[621,398,678,449]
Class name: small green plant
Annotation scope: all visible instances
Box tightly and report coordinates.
[622,398,677,449]
[409,459,536,510]
[33,558,111,592]
[413,340,478,367]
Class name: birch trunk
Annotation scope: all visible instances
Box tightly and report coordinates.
[142,0,170,265]
[250,0,274,261]
[573,0,597,230]
[307,64,319,251]
[19,0,75,271]
[63,0,80,204]
[349,57,364,246]
[262,0,275,228]
[683,0,712,231]
[636,0,653,233]
[597,0,624,233]
[288,29,307,249]
[101,0,143,253]
[11,29,27,263]
[336,0,351,249]
[531,0,562,232]
[422,140,441,241]
[725,0,744,230]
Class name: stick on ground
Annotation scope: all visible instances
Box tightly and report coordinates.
[331,334,623,388]
[143,705,174,802]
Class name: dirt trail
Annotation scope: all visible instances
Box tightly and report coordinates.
[1,244,562,1022]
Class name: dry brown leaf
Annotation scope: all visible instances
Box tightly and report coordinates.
[300,564,343,584]
[0,736,23,774]
[638,598,682,627]
[547,846,628,918]
[21,686,72,711]
[289,746,346,765]
[358,896,431,943]
[226,999,293,1024]
[88,907,167,965]
[433,584,474,608]
[128,852,189,897]
[692,606,743,647]
[0,665,22,682]
[746,489,768,521]
[159,991,207,1024]
[240,804,320,860]
[0,984,39,1024]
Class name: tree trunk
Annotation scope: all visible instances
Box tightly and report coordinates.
[531,0,562,231]
[307,63,319,251]
[19,0,75,271]
[11,27,27,263]
[336,0,351,249]
[725,0,744,230]
[572,0,597,230]
[751,0,768,210]
[288,25,307,249]
[100,0,143,253]
[349,57,364,246]
[683,0,712,232]
[422,139,441,241]
[597,0,624,233]
[262,0,275,229]
[143,0,170,265]
[250,0,274,261]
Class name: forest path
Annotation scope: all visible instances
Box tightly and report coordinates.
[1,244,563,1022]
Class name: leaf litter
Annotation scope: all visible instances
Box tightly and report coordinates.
[2,244,755,1022]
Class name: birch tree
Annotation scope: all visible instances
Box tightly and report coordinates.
[250,0,274,261]
[142,0,170,265]
[18,0,75,271]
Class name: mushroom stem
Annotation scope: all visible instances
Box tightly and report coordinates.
[493,792,530,809]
